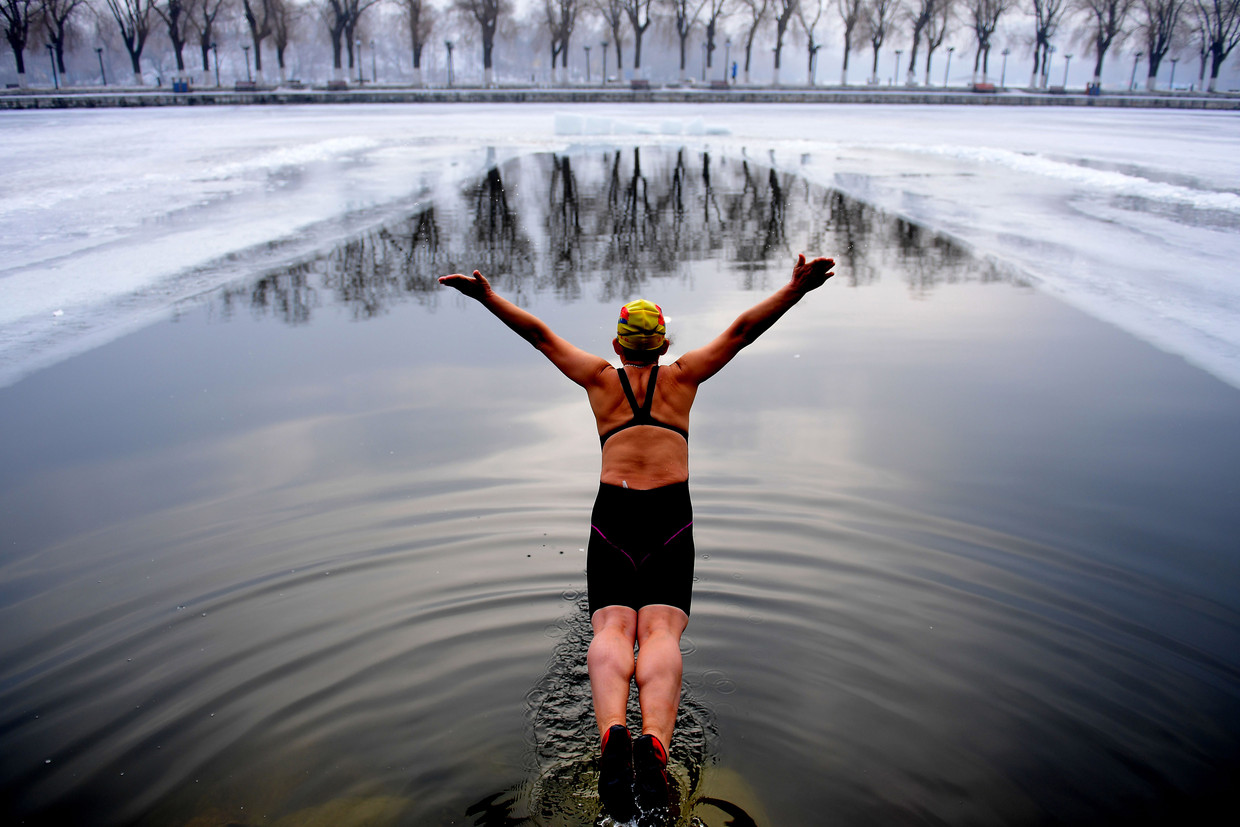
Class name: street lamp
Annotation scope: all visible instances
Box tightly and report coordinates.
[96,47,107,86]
[894,50,902,85]
[371,39,377,83]
[211,42,220,87]
[445,41,454,87]
[701,41,707,82]
[724,38,731,84]
[356,39,363,85]
[944,47,954,87]
[1062,52,1071,87]
[1000,47,1010,88]
[242,44,252,82]
[1130,51,1142,91]
[602,41,609,84]
[46,44,59,90]
[584,45,591,83]
[1169,57,1179,90]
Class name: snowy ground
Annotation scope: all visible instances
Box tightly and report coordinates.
[1,103,1238,389]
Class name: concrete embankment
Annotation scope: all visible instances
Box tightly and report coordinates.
[3,85,1239,111]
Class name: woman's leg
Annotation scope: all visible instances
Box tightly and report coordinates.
[588,605,639,736]
[634,604,690,748]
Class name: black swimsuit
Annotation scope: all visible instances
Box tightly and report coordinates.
[587,366,694,616]
[598,366,689,447]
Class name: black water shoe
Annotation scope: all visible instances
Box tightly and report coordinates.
[633,733,672,826]
[599,724,635,823]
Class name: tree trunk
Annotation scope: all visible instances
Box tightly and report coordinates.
[331,29,344,72]
[1208,46,1224,92]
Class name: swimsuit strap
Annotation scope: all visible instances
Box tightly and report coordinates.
[616,367,642,416]
[601,365,686,447]
[616,365,659,422]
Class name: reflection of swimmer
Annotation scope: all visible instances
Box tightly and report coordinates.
[440,254,835,824]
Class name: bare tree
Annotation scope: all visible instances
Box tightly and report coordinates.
[1193,0,1240,90]
[666,0,707,80]
[106,0,156,84]
[322,0,382,81]
[1134,0,1184,87]
[2,0,37,85]
[622,0,653,76]
[966,0,1008,83]
[1028,0,1069,86]
[798,0,827,83]
[771,0,797,85]
[270,0,299,82]
[190,0,229,75]
[241,0,274,81]
[456,0,507,85]
[703,0,728,73]
[923,0,953,81]
[594,0,626,71]
[40,0,88,77]
[837,0,864,82]
[156,0,194,72]
[905,0,937,83]
[1078,0,1135,84]
[739,0,770,83]
[399,0,435,84]
[543,0,579,83]
[865,0,901,83]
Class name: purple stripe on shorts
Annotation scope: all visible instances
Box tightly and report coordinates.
[592,524,638,568]
[664,521,693,545]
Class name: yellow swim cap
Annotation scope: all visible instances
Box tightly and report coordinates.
[617,299,666,351]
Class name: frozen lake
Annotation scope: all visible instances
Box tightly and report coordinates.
[1,105,1239,826]
[1,103,1239,389]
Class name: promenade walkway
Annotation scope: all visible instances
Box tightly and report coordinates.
[3,82,1238,110]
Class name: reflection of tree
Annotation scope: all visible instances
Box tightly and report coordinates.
[829,190,879,287]
[544,155,584,300]
[471,165,535,289]
[214,147,1006,325]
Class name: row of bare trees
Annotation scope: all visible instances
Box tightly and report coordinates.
[3,0,1237,90]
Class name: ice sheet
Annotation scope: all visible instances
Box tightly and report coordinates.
[1,103,1238,388]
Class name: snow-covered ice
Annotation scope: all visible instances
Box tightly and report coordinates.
[1,103,1237,388]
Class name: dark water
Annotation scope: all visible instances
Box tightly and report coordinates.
[2,147,1239,827]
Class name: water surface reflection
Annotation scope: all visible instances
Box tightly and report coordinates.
[1,148,1237,827]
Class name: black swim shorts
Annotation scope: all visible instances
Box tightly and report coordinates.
[587,481,694,616]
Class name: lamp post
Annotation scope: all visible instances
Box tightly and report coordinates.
[211,43,220,87]
[1169,56,1179,90]
[445,41,454,87]
[1062,52,1071,87]
[1130,51,1142,91]
[601,41,609,84]
[894,49,902,85]
[371,39,377,83]
[701,41,707,82]
[242,44,252,82]
[46,44,59,89]
[584,45,591,83]
[724,38,731,84]
[96,47,107,86]
[944,47,954,87]
[356,39,363,84]
[1000,47,1010,87]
